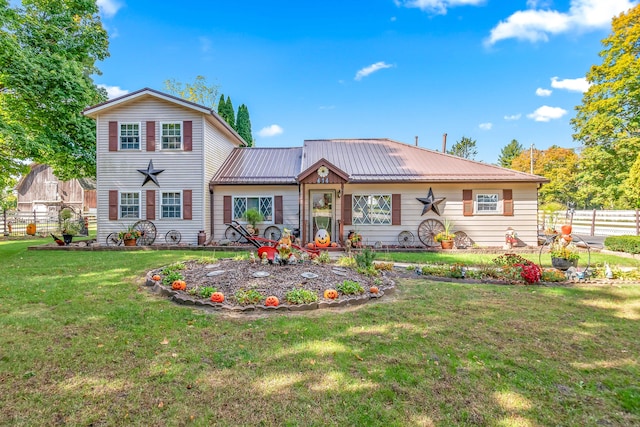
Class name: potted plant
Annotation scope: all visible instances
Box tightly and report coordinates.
[550,238,579,270]
[434,219,455,249]
[243,208,263,236]
[59,208,80,245]
[118,224,142,246]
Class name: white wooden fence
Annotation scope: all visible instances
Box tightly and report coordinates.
[539,209,640,237]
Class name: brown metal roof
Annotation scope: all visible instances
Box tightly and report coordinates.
[211,147,303,185]
[302,139,547,183]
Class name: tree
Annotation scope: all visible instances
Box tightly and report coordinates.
[217,94,228,123]
[164,75,219,108]
[448,136,477,160]
[0,0,109,180]
[224,95,236,131]
[236,104,253,147]
[497,139,524,168]
[623,152,640,208]
[571,5,640,208]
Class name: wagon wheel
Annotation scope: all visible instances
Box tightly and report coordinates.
[454,231,471,249]
[417,219,444,247]
[133,220,156,245]
[165,230,181,244]
[397,230,415,247]
[105,232,122,246]
[263,226,281,242]
[224,226,242,242]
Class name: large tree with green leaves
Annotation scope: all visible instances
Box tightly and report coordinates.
[448,136,478,160]
[497,139,524,168]
[236,104,253,147]
[0,0,109,180]
[164,75,219,108]
[571,5,640,208]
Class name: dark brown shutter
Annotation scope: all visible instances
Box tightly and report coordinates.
[392,194,401,225]
[503,189,514,216]
[183,121,192,151]
[109,190,118,220]
[274,195,283,224]
[146,190,156,220]
[342,194,352,225]
[183,190,192,220]
[463,189,473,217]
[108,121,118,151]
[223,195,232,224]
[146,121,155,152]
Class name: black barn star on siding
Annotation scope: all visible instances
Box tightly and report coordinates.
[416,187,446,216]
[137,160,164,186]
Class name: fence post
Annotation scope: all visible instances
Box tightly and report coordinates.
[2,209,7,236]
[591,209,596,236]
[636,208,639,236]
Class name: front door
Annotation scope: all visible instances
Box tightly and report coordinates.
[310,191,335,243]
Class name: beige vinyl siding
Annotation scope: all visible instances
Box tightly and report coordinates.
[212,185,300,241]
[95,98,205,245]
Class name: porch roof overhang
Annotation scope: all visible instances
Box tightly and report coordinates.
[297,158,349,184]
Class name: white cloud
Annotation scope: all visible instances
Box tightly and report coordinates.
[98,84,128,99]
[486,0,638,45]
[504,113,522,121]
[394,0,485,15]
[258,124,283,137]
[479,122,493,130]
[527,105,568,122]
[96,0,122,18]
[551,76,591,92]
[354,62,394,81]
[536,88,552,96]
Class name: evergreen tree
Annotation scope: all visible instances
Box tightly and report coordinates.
[497,139,524,168]
[236,104,254,147]
[448,136,478,160]
[225,96,236,130]
[217,95,228,122]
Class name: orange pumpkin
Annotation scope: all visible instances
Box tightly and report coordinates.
[561,224,572,235]
[330,242,338,248]
[369,286,379,294]
[26,223,36,236]
[323,289,338,299]
[265,296,279,307]
[152,274,161,281]
[315,229,331,248]
[307,242,315,249]
[171,280,187,290]
[210,292,225,303]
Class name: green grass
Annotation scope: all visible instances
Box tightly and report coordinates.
[1,239,639,426]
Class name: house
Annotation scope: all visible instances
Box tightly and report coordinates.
[84,88,547,247]
[16,164,96,216]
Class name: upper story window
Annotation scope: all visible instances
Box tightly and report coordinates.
[120,192,140,219]
[476,193,498,213]
[352,194,391,225]
[233,196,273,222]
[161,192,182,219]
[119,123,140,150]
[161,122,182,149]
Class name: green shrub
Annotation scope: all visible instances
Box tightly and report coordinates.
[199,286,217,299]
[162,270,183,286]
[541,268,566,282]
[355,247,376,269]
[317,251,331,264]
[337,280,364,295]
[235,289,264,305]
[285,288,318,304]
[336,255,357,268]
[421,264,449,276]
[604,235,640,254]
[374,262,394,271]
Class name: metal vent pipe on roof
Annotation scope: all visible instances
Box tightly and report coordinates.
[442,133,447,153]
[415,136,418,146]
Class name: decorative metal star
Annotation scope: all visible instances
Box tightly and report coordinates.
[416,187,446,216]
[137,160,164,187]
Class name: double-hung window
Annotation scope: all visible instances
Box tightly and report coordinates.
[161,192,182,219]
[119,123,140,150]
[476,193,499,213]
[352,194,392,225]
[161,122,182,149]
[120,192,140,219]
[233,196,273,222]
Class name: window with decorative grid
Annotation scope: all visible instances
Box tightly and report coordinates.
[352,194,391,225]
[119,123,140,150]
[161,192,181,218]
[161,122,182,149]
[233,196,273,222]
[120,192,140,219]
[476,193,498,212]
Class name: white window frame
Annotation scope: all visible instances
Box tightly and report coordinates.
[161,191,182,219]
[232,196,274,223]
[118,122,141,150]
[119,191,141,219]
[475,193,499,214]
[352,194,392,225]
[160,122,183,150]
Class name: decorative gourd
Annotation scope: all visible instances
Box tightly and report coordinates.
[323,289,338,299]
[330,242,338,248]
[315,229,331,248]
[26,223,36,236]
[172,280,187,290]
[307,242,315,249]
[210,292,225,303]
[369,286,379,294]
[152,274,161,281]
[265,296,279,307]
[561,224,572,235]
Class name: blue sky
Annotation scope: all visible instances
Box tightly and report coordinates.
[93,0,638,164]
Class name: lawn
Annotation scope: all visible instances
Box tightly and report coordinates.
[0,239,639,426]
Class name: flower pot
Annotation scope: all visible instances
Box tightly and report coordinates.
[440,240,454,249]
[552,257,577,271]
[62,234,73,245]
[124,238,137,247]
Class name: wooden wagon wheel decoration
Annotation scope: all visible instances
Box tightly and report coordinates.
[397,230,415,247]
[133,220,157,245]
[454,231,471,249]
[417,219,444,247]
